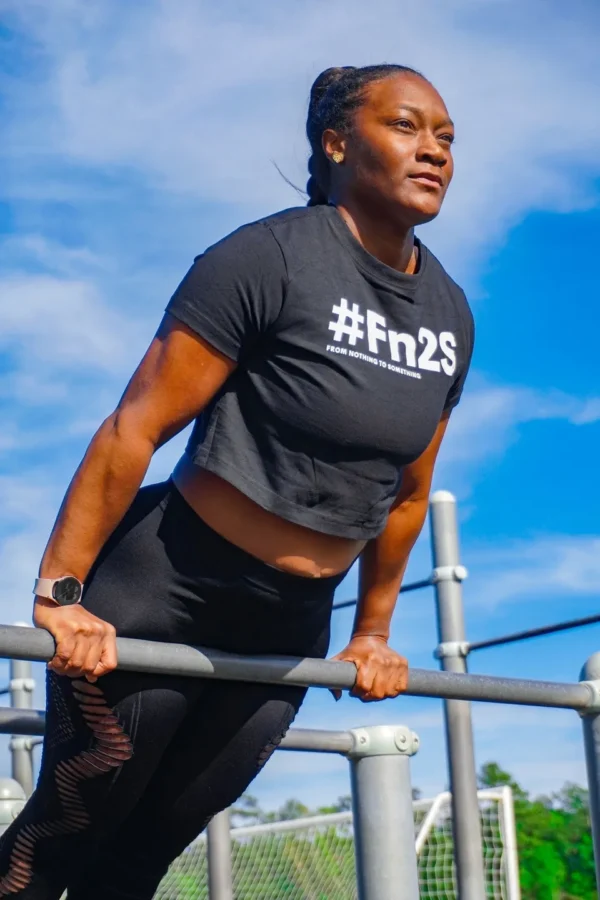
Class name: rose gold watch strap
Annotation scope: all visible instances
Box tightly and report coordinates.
[33,578,58,600]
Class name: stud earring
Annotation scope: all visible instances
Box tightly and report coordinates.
[331,151,344,164]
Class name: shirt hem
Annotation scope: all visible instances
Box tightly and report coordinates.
[187,453,385,541]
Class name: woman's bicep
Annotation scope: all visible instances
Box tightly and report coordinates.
[113,313,236,448]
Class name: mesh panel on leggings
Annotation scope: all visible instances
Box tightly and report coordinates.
[45,672,77,751]
[0,680,133,897]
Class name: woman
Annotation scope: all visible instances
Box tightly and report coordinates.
[0,64,472,898]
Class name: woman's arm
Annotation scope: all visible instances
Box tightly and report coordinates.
[332,412,451,702]
[34,315,236,680]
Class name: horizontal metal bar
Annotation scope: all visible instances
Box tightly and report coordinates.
[199,788,507,844]
[0,708,45,735]
[194,811,354,844]
[469,613,600,652]
[0,709,358,754]
[331,599,363,612]
[0,625,356,688]
[408,668,592,709]
[0,625,596,712]
[232,811,353,838]
[332,578,432,610]
[279,728,354,754]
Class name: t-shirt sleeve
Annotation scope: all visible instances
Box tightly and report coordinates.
[166,223,288,363]
[444,302,475,412]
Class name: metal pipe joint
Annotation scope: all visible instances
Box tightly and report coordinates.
[432,564,469,584]
[578,679,600,715]
[348,725,420,759]
[578,654,600,715]
[9,678,35,694]
[9,738,37,752]
[434,641,470,661]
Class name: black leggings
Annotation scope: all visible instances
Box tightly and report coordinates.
[0,483,344,899]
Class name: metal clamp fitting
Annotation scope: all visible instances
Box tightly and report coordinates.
[432,565,468,584]
[348,725,420,759]
[9,737,36,752]
[434,641,470,661]
[9,678,35,694]
[578,680,600,716]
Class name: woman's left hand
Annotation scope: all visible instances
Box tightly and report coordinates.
[330,635,409,702]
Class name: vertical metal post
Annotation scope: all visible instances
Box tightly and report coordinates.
[349,725,421,900]
[207,809,234,900]
[580,653,600,893]
[501,785,521,900]
[9,658,35,797]
[430,491,486,900]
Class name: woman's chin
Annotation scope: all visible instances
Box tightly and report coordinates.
[389,190,444,228]
[402,203,443,228]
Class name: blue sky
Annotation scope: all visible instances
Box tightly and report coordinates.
[1,0,600,813]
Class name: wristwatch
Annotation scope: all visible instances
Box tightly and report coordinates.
[33,576,84,607]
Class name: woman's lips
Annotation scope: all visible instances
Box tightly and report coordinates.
[408,172,443,188]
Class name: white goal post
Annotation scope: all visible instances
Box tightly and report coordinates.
[156,786,520,899]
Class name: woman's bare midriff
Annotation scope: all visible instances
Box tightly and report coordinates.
[172,456,366,579]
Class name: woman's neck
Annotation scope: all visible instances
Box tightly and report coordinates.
[334,201,417,275]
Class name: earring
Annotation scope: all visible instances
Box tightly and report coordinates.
[331,151,344,164]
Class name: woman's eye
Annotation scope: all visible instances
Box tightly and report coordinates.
[394,119,414,130]
[439,133,455,145]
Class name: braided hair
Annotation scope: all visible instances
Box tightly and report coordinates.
[306,64,425,207]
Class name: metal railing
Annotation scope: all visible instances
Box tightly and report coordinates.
[2,490,600,899]
[467,613,600,653]
[1,623,600,899]
[330,490,600,900]
[0,626,597,714]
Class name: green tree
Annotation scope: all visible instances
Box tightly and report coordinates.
[479,761,595,900]
[230,793,263,826]
[265,798,312,822]
[317,795,353,815]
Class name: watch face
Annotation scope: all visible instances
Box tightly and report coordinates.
[52,577,82,606]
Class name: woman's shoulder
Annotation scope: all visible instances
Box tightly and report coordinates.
[202,206,332,279]
[230,205,332,253]
[213,206,323,239]
[213,206,327,246]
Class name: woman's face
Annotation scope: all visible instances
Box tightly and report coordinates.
[330,74,455,226]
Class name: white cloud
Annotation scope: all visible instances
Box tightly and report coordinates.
[1,0,599,812]
[0,269,144,458]
[0,529,48,625]
[0,234,106,278]
[436,381,600,492]
[572,399,600,425]
[0,274,133,373]
[465,533,600,610]
[0,474,59,526]
[0,471,64,623]
[2,0,600,279]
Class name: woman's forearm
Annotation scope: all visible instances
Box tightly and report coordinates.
[39,411,155,583]
[353,497,429,640]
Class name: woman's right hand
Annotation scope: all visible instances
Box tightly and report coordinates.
[33,599,118,682]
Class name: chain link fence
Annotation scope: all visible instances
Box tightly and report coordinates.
[156,787,517,899]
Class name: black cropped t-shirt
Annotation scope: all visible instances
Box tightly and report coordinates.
[166,205,474,540]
